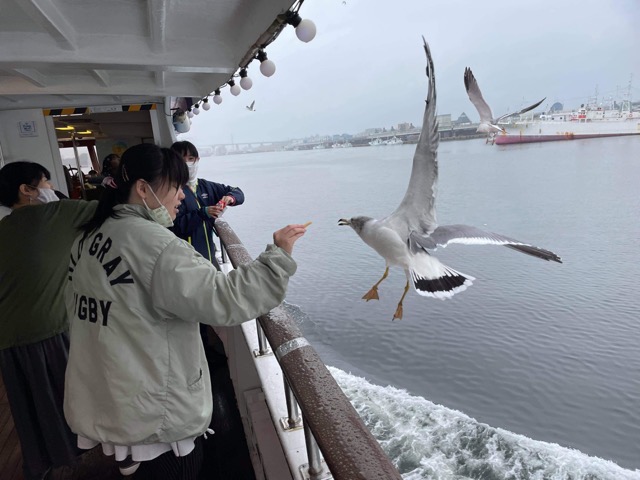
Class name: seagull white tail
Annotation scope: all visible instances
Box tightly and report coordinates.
[408,255,475,299]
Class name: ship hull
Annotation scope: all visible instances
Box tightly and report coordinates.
[495,131,640,145]
[495,113,640,145]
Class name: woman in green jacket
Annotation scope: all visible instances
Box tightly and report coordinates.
[64,143,306,479]
[0,161,96,480]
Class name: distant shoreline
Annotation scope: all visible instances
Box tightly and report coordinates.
[208,127,486,155]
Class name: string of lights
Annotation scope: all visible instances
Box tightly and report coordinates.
[174,0,315,130]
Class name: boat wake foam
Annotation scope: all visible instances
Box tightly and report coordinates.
[328,366,640,480]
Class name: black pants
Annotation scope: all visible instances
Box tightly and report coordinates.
[134,437,203,480]
[0,333,79,480]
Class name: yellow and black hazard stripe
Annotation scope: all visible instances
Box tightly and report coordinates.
[43,104,157,116]
[43,107,90,116]
[121,104,157,112]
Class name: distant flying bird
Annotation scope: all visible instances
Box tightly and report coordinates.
[339,38,561,321]
[464,67,545,143]
[246,100,256,111]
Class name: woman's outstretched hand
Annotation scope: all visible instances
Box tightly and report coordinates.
[273,224,308,255]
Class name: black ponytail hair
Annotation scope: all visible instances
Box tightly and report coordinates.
[0,161,51,207]
[82,144,188,235]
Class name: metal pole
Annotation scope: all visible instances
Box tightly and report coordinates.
[282,377,302,429]
[255,321,271,356]
[219,239,228,264]
[303,416,324,478]
[71,133,86,199]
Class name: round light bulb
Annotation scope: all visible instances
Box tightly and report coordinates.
[213,94,222,105]
[187,109,194,118]
[193,105,200,115]
[202,99,210,111]
[240,76,253,90]
[230,84,241,96]
[295,19,316,43]
[260,59,276,77]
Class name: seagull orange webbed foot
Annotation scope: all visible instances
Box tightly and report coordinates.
[362,287,380,301]
[392,280,411,321]
[362,266,389,302]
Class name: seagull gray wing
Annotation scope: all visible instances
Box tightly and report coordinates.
[382,37,439,237]
[495,97,546,123]
[464,67,494,123]
[411,225,562,262]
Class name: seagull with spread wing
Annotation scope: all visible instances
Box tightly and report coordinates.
[246,100,256,111]
[464,67,545,143]
[338,38,561,321]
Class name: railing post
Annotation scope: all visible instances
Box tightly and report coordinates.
[304,419,324,476]
[219,238,228,264]
[280,377,302,431]
[300,416,330,480]
[216,238,270,358]
[253,320,272,357]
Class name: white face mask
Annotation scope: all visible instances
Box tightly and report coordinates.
[142,183,174,227]
[187,163,198,185]
[35,187,59,204]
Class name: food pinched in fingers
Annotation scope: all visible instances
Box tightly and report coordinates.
[303,221,312,228]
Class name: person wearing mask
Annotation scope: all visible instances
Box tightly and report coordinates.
[0,161,97,480]
[64,143,306,479]
[170,141,243,270]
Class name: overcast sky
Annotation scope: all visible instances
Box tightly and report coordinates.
[181,0,640,146]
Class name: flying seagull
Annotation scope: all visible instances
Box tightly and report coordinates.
[338,38,561,321]
[246,100,256,111]
[464,67,545,143]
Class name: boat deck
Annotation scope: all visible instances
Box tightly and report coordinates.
[0,371,138,479]
[0,330,254,480]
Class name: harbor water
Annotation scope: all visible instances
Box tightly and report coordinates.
[198,136,640,478]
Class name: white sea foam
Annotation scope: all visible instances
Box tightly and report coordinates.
[328,366,640,480]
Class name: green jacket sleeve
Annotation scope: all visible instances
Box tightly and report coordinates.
[150,239,296,326]
[57,199,98,229]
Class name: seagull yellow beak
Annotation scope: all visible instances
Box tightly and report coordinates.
[338,218,350,226]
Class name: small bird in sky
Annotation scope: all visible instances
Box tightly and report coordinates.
[246,100,256,111]
[339,38,561,321]
[464,67,545,143]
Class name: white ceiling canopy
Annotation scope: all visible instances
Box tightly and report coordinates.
[0,0,302,111]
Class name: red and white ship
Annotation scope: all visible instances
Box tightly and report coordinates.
[495,98,640,145]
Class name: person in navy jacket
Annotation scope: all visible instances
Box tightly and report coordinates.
[170,141,244,270]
